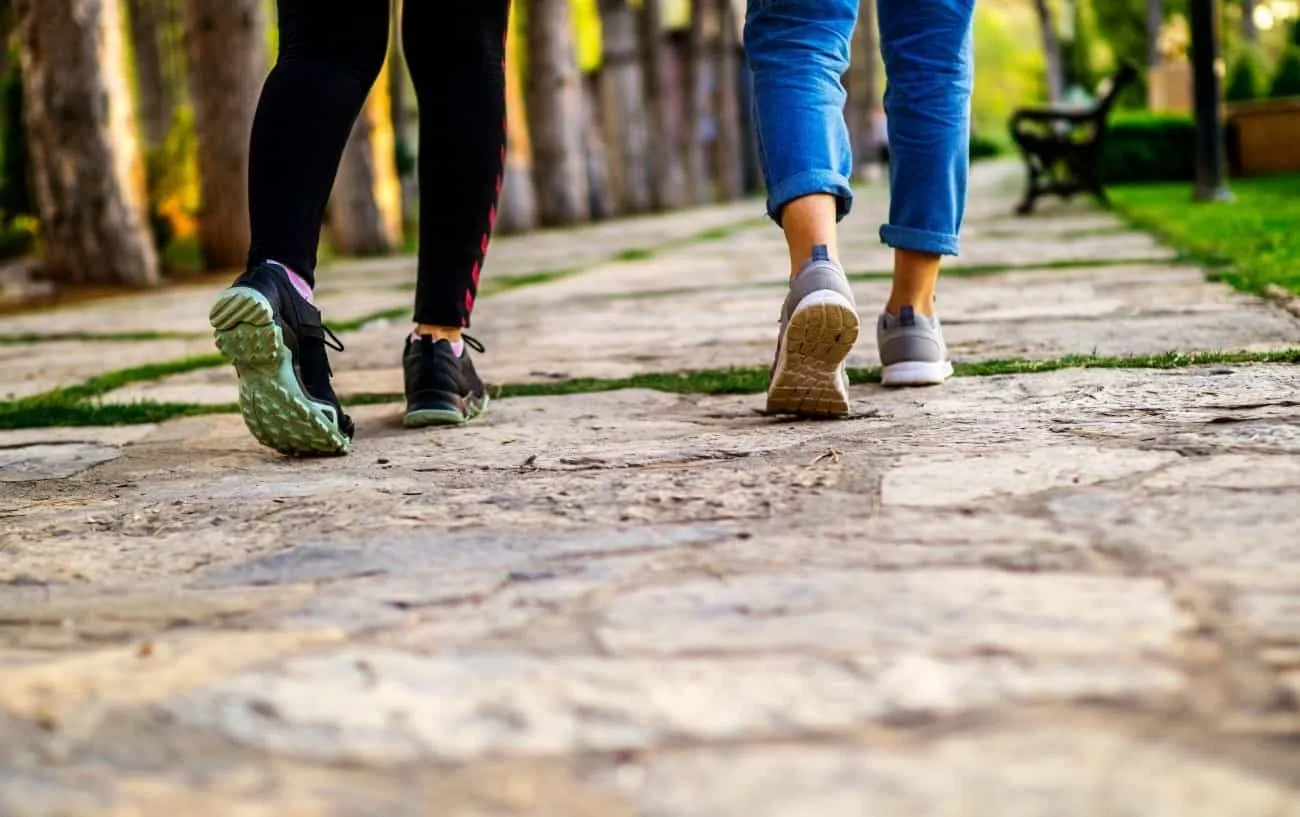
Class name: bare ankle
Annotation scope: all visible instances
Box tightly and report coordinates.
[781,195,839,278]
[414,324,462,342]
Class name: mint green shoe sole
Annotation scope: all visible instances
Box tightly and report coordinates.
[403,392,489,429]
[209,287,351,457]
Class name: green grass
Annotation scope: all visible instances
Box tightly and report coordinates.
[0,330,201,345]
[479,267,582,297]
[0,400,226,429]
[327,307,410,333]
[0,354,226,430]
[612,247,656,262]
[1110,175,1300,296]
[3,348,1296,430]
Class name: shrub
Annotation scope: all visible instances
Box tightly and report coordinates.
[1225,49,1268,102]
[1101,112,1197,184]
[0,214,38,261]
[144,107,200,256]
[0,49,33,219]
[969,132,1007,161]
[1270,47,1300,99]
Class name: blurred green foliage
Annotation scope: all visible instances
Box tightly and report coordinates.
[972,1,1046,139]
[970,132,1009,161]
[143,107,201,270]
[1270,46,1300,97]
[0,39,35,262]
[1226,48,1269,101]
[1101,112,1197,183]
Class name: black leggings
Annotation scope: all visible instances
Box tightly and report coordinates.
[247,0,509,327]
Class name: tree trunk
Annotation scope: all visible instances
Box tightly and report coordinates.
[14,0,159,286]
[329,61,403,256]
[597,0,652,214]
[637,0,687,209]
[1145,0,1163,70]
[499,1,538,234]
[389,0,417,222]
[180,0,267,271]
[711,0,744,200]
[1241,0,1258,43]
[683,0,713,204]
[0,4,34,219]
[847,0,883,171]
[125,0,173,148]
[582,74,614,219]
[1033,0,1064,103]
[525,0,589,226]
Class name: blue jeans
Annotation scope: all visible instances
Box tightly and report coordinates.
[744,0,974,256]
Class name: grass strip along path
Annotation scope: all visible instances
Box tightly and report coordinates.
[4,349,1298,430]
[1110,175,1300,297]
[5,203,1297,431]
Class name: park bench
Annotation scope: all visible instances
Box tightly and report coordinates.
[1009,62,1139,215]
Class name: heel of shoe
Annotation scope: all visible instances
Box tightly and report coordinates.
[210,287,274,332]
[786,292,861,365]
[210,287,350,456]
[767,292,860,417]
[880,360,954,387]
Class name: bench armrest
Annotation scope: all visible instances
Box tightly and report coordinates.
[1011,106,1098,125]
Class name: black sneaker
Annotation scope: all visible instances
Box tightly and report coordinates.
[403,334,489,427]
[208,262,354,456]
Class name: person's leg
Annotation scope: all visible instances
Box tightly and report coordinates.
[745,0,861,417]
[246,0,391,286]
[400,0,510,427]
[746,0,856,272]
[210,0,389,456]
[405,0,510,337]
[874,0,973,386]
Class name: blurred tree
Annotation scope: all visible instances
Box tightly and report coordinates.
[574,0,611,217]
[526,0,590,225]
[0,2,33,220]
[711,0,744,200]
[389,0,414,187]
[125,0,174,148]
[1061,0,1102,91]
[329,60,403,255]
[637,0,688,208]
[683,0,713,203]
[1241,0,1258,43]
[1033,0,1066,101]
[1271,39,1300,97]
[972,2,1047,133]
[1146,0,1163,69]
[500,1,539,233]
[179,0,267,270]
[582,73,613,219]
[598,0,653,214]
[1090,0,1156,106]
[14,0,159,285]
[847,0,883,169]
[1225,46,1266,99]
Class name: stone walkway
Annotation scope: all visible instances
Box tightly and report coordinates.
[3,162,1300,816]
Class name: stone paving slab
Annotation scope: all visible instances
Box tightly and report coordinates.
[3,162,1300,814]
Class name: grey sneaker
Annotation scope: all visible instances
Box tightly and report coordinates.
[766,245,861,417]
[877,306,954,386]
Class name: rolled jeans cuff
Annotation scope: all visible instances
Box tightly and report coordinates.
[766,169,854,226]
[879,224,960,256]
